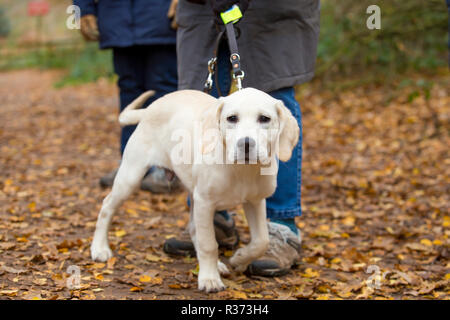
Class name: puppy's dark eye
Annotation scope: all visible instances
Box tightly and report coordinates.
[227,115,238,123]
[258,115,271,123]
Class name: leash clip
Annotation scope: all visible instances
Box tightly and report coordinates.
[204,57,217,92]
[229,51,244,91]
[233,70,244,90]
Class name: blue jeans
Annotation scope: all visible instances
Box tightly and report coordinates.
[211,42,303,219]
[113,45,178,154]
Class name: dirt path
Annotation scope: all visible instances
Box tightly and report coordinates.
[0,70,448,300]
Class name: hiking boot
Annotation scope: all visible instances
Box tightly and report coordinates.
[244,222,302,277]
[99,168,118,188]
[140,167,183,194]
[163,212,240,256]
[99,166,182,194]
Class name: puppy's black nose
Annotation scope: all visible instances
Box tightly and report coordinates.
[237,137,256,152]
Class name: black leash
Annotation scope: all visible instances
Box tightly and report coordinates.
[225,23,244,91]
[204,29,225,95]
[203,7,245,96]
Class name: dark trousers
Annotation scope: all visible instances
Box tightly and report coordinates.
[113,45,178,154]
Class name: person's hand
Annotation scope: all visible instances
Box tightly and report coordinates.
[80,14,99,41]
[210,0,250,24]
[167,0,179,30]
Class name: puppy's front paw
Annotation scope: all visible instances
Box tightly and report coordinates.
[198,276,226,293]
[229,249,249,273]
[91,243,113,262]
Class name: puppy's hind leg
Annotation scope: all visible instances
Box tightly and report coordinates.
[91,140,151,262]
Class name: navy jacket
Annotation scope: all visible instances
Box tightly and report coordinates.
[73,0,176,49]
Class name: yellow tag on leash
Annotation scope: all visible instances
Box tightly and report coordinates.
[220,5,243,24]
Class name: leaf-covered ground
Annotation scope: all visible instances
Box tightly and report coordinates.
[0,70,449,300]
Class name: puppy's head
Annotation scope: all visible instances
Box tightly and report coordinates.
[201,88,299,164]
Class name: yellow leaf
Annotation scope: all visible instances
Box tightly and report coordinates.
[224,250,233,257]
[95,274,104,281]
[342,216,355,226]
[341,233,350,238]
[130,286,143,292]
[145,254,161,262]
[92,263,105,269]
[444,274,450,280]
[248,293,263,298]
[0,289,18,296]
[176,219,186,228]
[126,208,138,217]
[138,205,151,212]
[16,237,28,243]
[323,119,334,127]
[337,291,352,298]
[331,258,341,264]
[433,239,442,245]
[107,257,116,269]
[420,239,432,246]
[115,230,127,237]
[145,254,172,263]
[191,264,199,276]
[139,275,152,283]
[302,268,320,278]
[317,286,329,293]
[33,278,47,286]
[169,284,181,289]
[28,202,36,212]
[230,290,247,299]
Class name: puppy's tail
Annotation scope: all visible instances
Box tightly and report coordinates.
[118,90,156,126]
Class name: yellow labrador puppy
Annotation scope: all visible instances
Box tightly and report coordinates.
[90,88,299,292]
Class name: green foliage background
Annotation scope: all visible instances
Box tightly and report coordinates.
[0,6,11,38]
[317,0,448,83]
[0,0,448,87]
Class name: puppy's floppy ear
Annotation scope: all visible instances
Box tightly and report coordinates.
[276,100,300,162]
[200,98,224,154]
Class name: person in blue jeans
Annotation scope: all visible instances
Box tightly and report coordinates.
[164,0,320,276]
[74,0,181,193]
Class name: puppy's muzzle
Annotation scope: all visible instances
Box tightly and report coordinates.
[236,137,257,162]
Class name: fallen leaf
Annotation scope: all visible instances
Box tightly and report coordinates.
[115,230,127,237]
[139,275,152,283]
